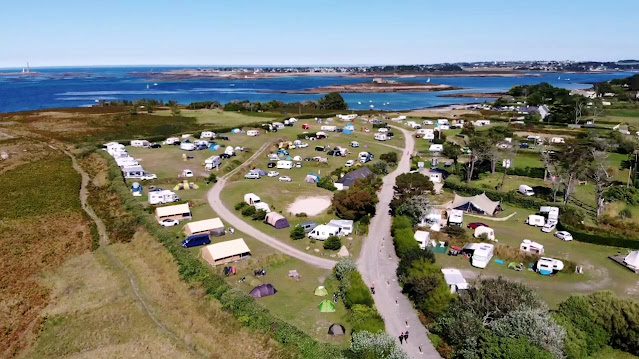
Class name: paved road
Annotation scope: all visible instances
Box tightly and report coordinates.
[207,143,337,270]
[358,127,441,359]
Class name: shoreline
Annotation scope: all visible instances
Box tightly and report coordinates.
[272,83,461,94]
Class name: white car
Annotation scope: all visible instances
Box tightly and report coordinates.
[141,173,157,180]
[160,218,180,227]
[345,160,355,167]
[351,141,360,148]
[279,176,292,182]
[244,172,260,179]
[267,171,280,177]
[295,162,302,168]
[555,231,573,241]
[541,222,556,233]
[297,142,309,148]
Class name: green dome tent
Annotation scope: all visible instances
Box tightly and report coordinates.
[314,286,328,297]
[318,299,336,313]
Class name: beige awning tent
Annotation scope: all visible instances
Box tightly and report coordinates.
[183,218,225,236]
[202,238,251,266]
[155,203,192,220]
[449,193,501,216]
[624,251,639,271]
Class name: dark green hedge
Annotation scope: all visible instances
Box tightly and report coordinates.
[557,222,639,249]
[101,153,342,359]
[444,178,552,210]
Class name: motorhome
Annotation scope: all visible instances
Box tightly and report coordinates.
[526,214,546,227]
[448,209,464,226]
[122,165,146,179]
[519,184,535,196]
[130,139,151,148]
[200,131,216,139]
[536,257,564,275]
[276,160,293,169]
[374,132,388,141]
[244,193,261,205]
[307,224,340,240]
[320,125,337,132]
[148,190,180,205]
[246,129,260,137]
[204,155,222,170]
[327,219,354,236]
[520,239,545,255]
[471,243,494,269]
[224,146,235,156]
[180,142,196,151]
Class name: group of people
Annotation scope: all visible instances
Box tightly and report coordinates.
[398,331,409,344]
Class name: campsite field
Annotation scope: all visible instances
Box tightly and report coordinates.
[156,108,280,125]
[435,204,639,307]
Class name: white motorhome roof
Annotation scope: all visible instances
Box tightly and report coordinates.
[155,203,191,217]
[328,219,354,228]
[202,238,250,261]
[441,268,469,290]
[184,218,224,234]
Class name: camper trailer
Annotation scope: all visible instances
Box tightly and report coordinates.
[414,230,430,250]
[474,226,495,241]
[520,239,545,255]
[130,139,151,148]
[374,132,388,141]
[308,225,340,240]
[526,214,546,227]
[327,219,354,236]
[224,146,235,157]
[200,131,216,139]
[320,125,337,132]
[116,156,139,168]
[148,190,180,205]
[358,152,373,163]
[471,243,494,269]
[276,160,293,169]
[536,257,564,275]
[519,184,535,196]
[122,165,146,179]
[550,137,565,144]
[164,137,180,145]
[180,142,196,151]
[244,193,261,205]
[448,209,464,226]
[246,130,260,137]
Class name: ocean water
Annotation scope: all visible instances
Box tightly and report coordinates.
[0,66,634,113]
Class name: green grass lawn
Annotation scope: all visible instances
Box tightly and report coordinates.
[156,108,280,125]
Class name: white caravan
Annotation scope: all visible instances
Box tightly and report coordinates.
[148,190,180,205]
[307,224,340,240]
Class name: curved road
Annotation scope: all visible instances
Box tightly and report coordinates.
[207,143,337,270]
[358,127,441,358]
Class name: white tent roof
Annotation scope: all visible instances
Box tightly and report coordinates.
[441,268,469,290]
[184,218,224,234]
[202,238,250,261]
[155,203,191,217]
[624,251,639,267]
[450,193,501,215]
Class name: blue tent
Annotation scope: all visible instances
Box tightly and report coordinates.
[342,129,353,135]
[209,144,220,151]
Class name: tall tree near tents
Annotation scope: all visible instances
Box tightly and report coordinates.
[318,92,348,110]
[588,149,613,218]
[466,136,491,182]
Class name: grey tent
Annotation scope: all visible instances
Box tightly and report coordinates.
[450,193,501,216]
[265,212,290,229]
[328,324,346,336]
[250,284,277,298]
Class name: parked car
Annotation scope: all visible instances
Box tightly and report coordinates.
[467,222,489,229]
[345,160,355,167]
[141,173,158,180]
[182,233,211,248]
[217,135,229,141]
[541,222,556,233]
[555,231,573,241]
[295,162,302,168]
[149,143,162,148]
[267,162,276,168]
[245,172,261,179]
[297,142,309,148]
[160,218,180,227]
[351,141,360,148]
[279,176,292,182]
[267,171,280,177]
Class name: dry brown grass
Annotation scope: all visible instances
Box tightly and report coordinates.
[21,230,288,359]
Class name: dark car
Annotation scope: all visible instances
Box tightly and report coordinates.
[267,162,276,168]
[519,143,529,149]
[221,153,231,159]
[300,222,318,233]
[150,143,162,148]
[218,135,229,141]
[182,233,211,248]
[467,222,489,230]
[315,146,326,152]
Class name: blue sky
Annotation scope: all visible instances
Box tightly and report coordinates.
[1,0,637,67]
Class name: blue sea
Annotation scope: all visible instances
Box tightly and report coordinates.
[0,67,634,113]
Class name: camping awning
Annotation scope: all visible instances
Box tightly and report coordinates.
[155,203,191,217]
[202,238,250,261]
[450,193,501,215]
[184,218,224,234]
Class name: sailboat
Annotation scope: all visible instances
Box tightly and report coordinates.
[426,77,431,83]
[146,84,150,89]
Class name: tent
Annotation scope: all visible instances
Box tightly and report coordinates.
[328,324,346,336]
[450,193,501,216]
[314,286,328,296]
[250,284,277,298]
[265,212,290,229]
[319,299,336,313]
[624,251,639,271]
[305,174,320,183]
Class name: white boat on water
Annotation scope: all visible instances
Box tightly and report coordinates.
[427,77,431,83]
[357,101,362,105]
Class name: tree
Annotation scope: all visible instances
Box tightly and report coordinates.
[442,142,462,167]
[318,92,347,110]
[393,173,433,199]
[290,225,305,240]
[332,184,378,220]
[170,105,181,116]
[467,135,492,182]
[394,195,431,225]
[323,236,342,250]
[557,143,590,204]
[317,176,336,191]
[252,209,267,221]
[588,149,613,218]
[380,152,398,164]
[350,331,408,359]
[401,259,452,317]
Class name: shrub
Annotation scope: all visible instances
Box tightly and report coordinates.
[442,225,467,239]
[290,226,306,240]
[294,212,308,217]
[317,176,336,191]
[241,205,256,217]
[380,152,398,164]
[334,257,357,280]
[207,173,218,183]
[235,202,247,210]
[323,236,342,250]
[350,305,385,333]
[605,186,639,205]
[401,259,453,317]
[350,331,408,359]
[342,271,374,309]
[620,207,633,219]
[252,209,267,221]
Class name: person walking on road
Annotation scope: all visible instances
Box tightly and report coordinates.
[404,331,409,343]
[398,333,404,344]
